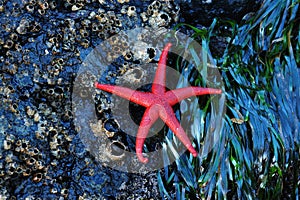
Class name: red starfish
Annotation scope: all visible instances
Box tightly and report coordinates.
[95,43,222,163]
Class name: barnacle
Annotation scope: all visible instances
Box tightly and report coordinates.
[23,168,31,176]
[38,1,49,10]
[9,33,18,41]
[6,163,17,176]
[61,188,69,198]
[49,1,57,9]
[3,140,12,150]
[71,3,84,11]
[106,140,127,161]
[26,157,36,166]
[38,8,45,15]
[102,118,120,138]
[32,173,42,182]
[80,28,89,38]
[4,40,14,49]
[127,6,136,17]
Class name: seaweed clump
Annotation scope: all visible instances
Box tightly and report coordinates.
[157,0,300,199]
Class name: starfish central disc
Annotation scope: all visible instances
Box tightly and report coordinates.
[95,43,222,163]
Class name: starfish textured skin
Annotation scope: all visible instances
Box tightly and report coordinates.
[95,43,222,163]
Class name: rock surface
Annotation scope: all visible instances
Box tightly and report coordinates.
[177,0,263,25]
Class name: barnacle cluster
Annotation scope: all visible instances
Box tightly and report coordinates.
[91,92,128,162]
[0,0,181,198]
[104,33,130,62]
[80,1,181,169]
[0,54,74,197]
[140,0,180,28]
[0,134,47,184]
[118,67,146,84]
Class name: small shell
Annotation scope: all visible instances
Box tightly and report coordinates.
[80,29,89,38]
[50,187,58,194]
[9,33,18,41]
[127,6,136,17]
[3,140,12,150]
[61,188,69,198]
[27,147,40,156]
[39,2,49,10]
[26,4,35,12]
[34,112,40,122]
[26,157,36,166]
[71,3,83,11]
[35,160,45,170]
[4,40,14,49]
[96,13,107,23]
[102,118,120,138]
[49,1,57,9]
[26,106,36,117]
[16,166,23,174]
[32,173,43,182]
[38,8,45,15]
[6,163,17,175]
[80,39,90,48]
[5,152,13,163]
[106,140,127,161]
[0,170,5,177]
[23,168,31,176]
[29,0,36,5]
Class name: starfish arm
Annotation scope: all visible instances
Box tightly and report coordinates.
[95,82,153,107]
[152,43,172,95]
[159,103,198,157]
[165,87,222,105]
[136,105,160,163]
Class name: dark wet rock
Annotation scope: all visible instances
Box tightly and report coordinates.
[174,0,263,58]
[178,0,263,26]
